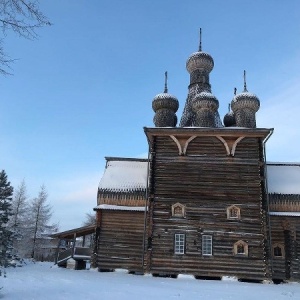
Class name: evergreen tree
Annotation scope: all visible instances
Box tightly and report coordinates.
[28,185,57,259]
[0,170,13,275]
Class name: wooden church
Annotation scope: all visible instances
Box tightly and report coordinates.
[93,32,300,282]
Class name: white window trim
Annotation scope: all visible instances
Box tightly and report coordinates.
[174,233,185,255]
[202,235,213,256]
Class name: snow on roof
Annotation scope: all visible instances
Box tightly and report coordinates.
[267,163,300,194]
[98,157,148,192]
[269,212,300,217]
[94,204,146,211]
[98,158,300,195]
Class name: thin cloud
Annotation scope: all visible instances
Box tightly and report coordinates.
[258,77,300,162]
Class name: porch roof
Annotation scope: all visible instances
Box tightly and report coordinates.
[50,225,95,239]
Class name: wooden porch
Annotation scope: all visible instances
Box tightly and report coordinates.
[51,225,95,269]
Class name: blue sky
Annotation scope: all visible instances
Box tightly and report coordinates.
[0,0,299,230]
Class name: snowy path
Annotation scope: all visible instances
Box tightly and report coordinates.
[1,262,300,300]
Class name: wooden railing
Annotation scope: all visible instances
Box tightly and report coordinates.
[57,247,92,265]
[73,247,92,258]
[57,248,73,264]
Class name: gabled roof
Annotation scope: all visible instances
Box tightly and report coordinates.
[98,157,148,192]
[267,163,300,194]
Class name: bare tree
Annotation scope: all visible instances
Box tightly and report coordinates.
[0,0,51,74]
[28,185,57,259]
[8,179,28,258]
[10,179,27,229]
[82,212,96,227]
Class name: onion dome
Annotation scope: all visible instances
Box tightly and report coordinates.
[152,72,179,127]
[186,51,214,74]
[192,91,219,127]
[224,103,236,127]
[186,28,214,74]
[231,91,260,112]
[192,91,219,111]
[231,71,260,128]
[152,92,179,113]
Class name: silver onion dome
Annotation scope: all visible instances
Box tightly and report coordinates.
[152,72,179,127]
[230,71,260,128]
[186,51,214,74]
[152,92,179,112]
[192,91,219,127]
[231,91,260,112]
[192,91,219,111]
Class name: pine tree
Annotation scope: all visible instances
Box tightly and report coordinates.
[0,170,14,275]
[28,185,57,260]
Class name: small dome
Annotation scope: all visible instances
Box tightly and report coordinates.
[231,91,260,112]
[192,91,219,111]
[186,51,214,74]
[152,92,179,112]
[223,111,236,127]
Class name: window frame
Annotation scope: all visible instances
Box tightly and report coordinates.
[226,205,241,220]
[171,203,186,218]
[273,243,285,258]
[233,240,248,257]
[174,233,185,255]
[202,235,213,256]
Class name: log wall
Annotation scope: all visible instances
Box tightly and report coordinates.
[96,210,145,273]
[269,216,300,281]
[147,132,269,280]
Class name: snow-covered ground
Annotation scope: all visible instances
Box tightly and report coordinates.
[1,262,300,300]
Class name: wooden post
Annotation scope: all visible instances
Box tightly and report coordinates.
[72,233,76,257]
[54,238,61,264]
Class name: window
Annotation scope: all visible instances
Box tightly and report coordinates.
[174,233,185,254]
[172,203,186,218]
[202,235,212,255]
[237,244,245,254]
[227,205,240,220]
[273,244,284,258]
[233,240,248,256]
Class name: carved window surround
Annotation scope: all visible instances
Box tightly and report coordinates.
[171,203,186,218]
[233,240,248,256]
[227,205,241,220]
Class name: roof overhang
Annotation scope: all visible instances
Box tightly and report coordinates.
[50,225,95,239]
[94,204,147,212]
[144,127,273,142]
[269,212,300,217]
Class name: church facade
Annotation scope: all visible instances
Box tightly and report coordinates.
[94,35,300,282]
